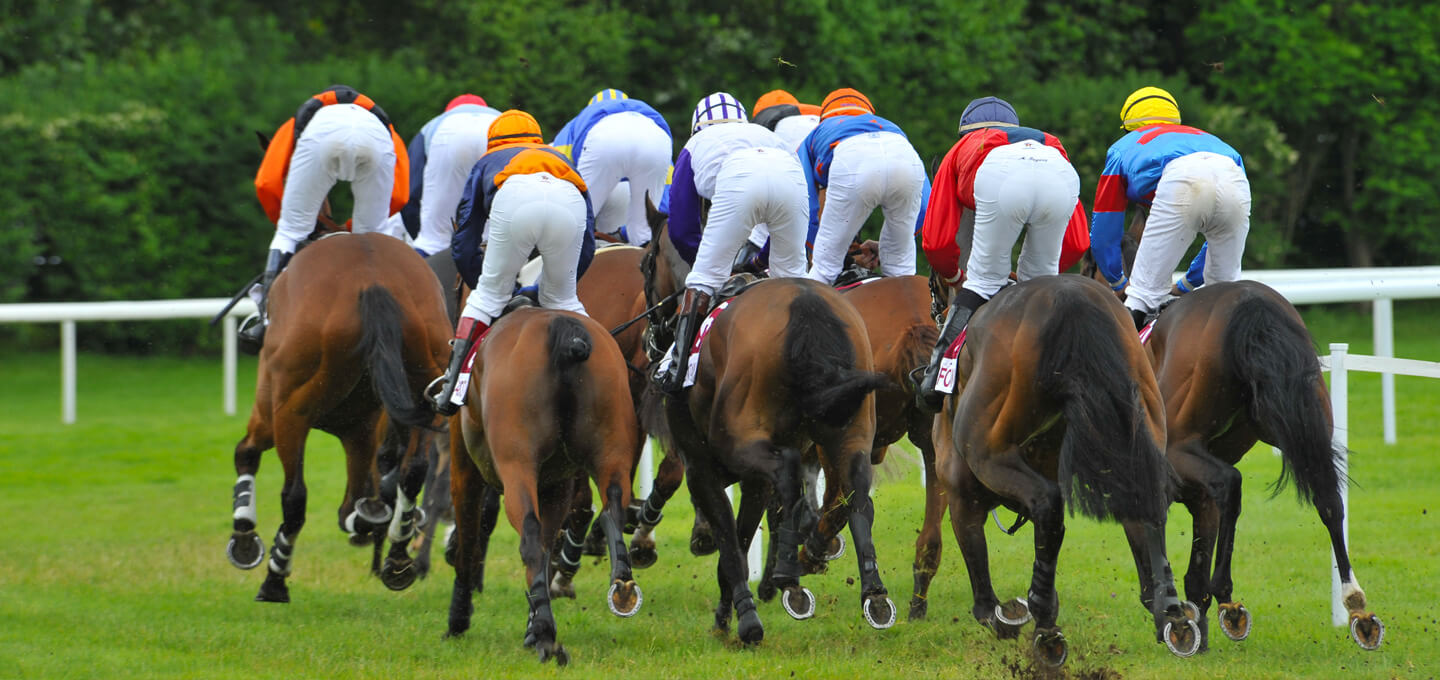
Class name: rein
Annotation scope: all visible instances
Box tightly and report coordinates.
[609,290,681,337]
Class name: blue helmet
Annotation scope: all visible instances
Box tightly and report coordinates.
[691,92,748,134]
[589,89,629,105]
[959,96,1019,133]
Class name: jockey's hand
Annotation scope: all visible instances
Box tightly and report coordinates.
[1169,282,1187,297]
[849,240,881,270]
[1113,287,1127,302]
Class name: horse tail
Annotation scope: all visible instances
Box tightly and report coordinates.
[547,314,594,437]
[1222,292,1343,504]
[783,290,891,428]
[1035,291,1170,524]
[357,286,433,428]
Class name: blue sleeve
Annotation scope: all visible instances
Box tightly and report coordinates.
[666,149,703,264]
[577,189,596,279]
[1179,242,1207,292]
[401,131,426,238]
[1089,151,1130,289]
[452,166,488,288]
[913,173,932,235]
[796,134,823,249]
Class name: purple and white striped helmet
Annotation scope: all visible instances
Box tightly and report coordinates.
[691,92,748,134]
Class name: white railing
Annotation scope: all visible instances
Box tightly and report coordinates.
[1321,343,1440,625]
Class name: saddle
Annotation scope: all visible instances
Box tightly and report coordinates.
[713,272,764,306]
[832,264,880,289]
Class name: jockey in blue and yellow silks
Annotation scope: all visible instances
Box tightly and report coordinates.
[1091,86,1250,329]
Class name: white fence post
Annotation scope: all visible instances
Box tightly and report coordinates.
[61,320,76,425]
[725,485,764,581]
[1373,299,1396,444]
[636,438,655,500]
[223,315,238,416]
[1328,343,1351,627]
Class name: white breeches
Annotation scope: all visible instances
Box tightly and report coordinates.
[1126,151,1252,314]
[805,131,925,284]
[962,141,1080,299]
[417,110,497,257]
[270,104,398,253]
[460,173,589,325]
[686,148,808,294]
[577,111,672,246]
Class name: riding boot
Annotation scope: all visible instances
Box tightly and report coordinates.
[1130,307,1148,332]
[654,288,712,395]
[429,316,489,416]
[915,287,987,412]
[237,249,292,355]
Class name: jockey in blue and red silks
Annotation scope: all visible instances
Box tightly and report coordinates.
[429,110,597,415]
[244,84,410,354]
[915,96,1090,410]
[1091,86,1251,330]
[551,89,673,247]
[651,92,811,394]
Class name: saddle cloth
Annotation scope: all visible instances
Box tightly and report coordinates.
[653,300,733,389]
[935,327,969,395]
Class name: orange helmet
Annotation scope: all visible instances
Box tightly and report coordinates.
[797,103,822,117]
[754,89,800,116]
[487,110,543,151]
[820,88,874,119]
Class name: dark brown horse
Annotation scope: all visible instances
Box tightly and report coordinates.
[445,308,642,665]
[1080,239,1385,651]
[225,232,451,602]
[642,214,895,643]
[933,274,1200,666]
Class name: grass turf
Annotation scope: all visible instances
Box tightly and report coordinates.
[0,302,1437,679]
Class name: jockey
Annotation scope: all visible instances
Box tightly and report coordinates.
[244,84,409,354]
[430,110,597,415]
[388,94,502,257]
[752,89,821,150]
[651,92,811,394]
[915,96,1090,410]
[1092,86,1251,329]
[551,89,673,246]
[799,88,931,286]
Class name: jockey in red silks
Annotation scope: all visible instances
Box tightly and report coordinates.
[915,96,1090,410]
[243,84,410,354]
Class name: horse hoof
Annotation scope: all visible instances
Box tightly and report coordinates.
[796,546,830,575]
[348,531,374,546]
[738,609,765,646]
[536,640,569,666]
[549,572,576,600]
[908,598,928,622]
[355,497,393,526]
[227,532,265,570]
[863,595,897,630]
[690,531,717,557]
[380,556,418,591]
[981,616,1023,640]
[607,580,643,617]
[757,579,778,603]
[782,586,816,621]
[1180,599,1201,622]
[254,579,290,603]
[1164,619,1202,658]
[629,542,658,570]
[996,597,1032,627]
[1033,628,1068,667]
[1350,612,1385,650]
[825,534,847,561]
[1218,602,1251,641]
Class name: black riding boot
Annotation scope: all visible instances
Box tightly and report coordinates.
[1130,307,1148,331]
[237,249,291,355]
[915,287,987,412]
[429,316,489,416]
[654,288,712,395]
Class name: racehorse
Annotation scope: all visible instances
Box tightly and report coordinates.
[642,214,895,643]
[932,274,1201,666]
[225,232,452,602]
[445,308,643,665]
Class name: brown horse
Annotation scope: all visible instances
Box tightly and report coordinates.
[445,308,642,665]
[225,232,451,602]
[933,274,1200,666]
[642,215,895,642]
[1080,241,1385,651]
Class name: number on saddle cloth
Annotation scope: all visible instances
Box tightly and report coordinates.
[935,327,969,395]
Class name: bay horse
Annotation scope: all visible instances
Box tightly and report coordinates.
[643,214,895,643]
[225,232,451,602]
[445,308,642,665]
[1080,239,1385,651]
[933,274,1200,666]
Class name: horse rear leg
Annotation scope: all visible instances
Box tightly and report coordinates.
[379,426,431,591]
[411,432,452,579]
[799,448,849,574]
[594,463,642,617]
[686,463,762,645]
[910,425,945,621]
[254,411,309,603]
[445,440,491,638]
[839,447,895,630]
[1312,463,1384,649]
[627,444,684,567]
[549,477,593,599]
[980,457,1067,666]
[227,414,273,571]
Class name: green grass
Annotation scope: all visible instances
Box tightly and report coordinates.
[1,302,1438,679]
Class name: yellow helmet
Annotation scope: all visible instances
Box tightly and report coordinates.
[1120,86,1180,131]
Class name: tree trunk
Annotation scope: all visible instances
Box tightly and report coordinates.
[1338,130,1374,268]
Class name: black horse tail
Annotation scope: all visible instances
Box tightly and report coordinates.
[548,314,594,435]
[357,286,433,428]
[783,290,891,428]
[1035,291,1170,524]
[1223,293,1344,504]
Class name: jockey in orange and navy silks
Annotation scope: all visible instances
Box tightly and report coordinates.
[1092,86,1249,329]
[551,89,673,245]
[386,94,502,257]
[797,88,931,285]
[254,85,409,229]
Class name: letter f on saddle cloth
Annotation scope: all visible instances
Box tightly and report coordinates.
[241,85,410,354]
[651,92,812,394]
[915,96,1090,411]
[429,110,598,416]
